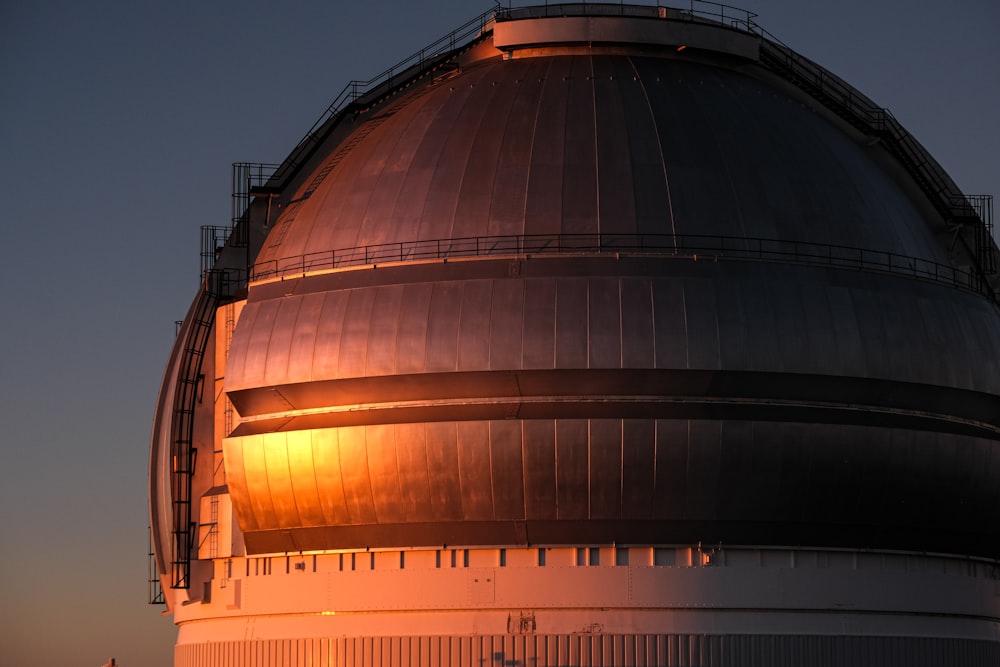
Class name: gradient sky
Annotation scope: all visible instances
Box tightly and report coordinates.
[0,1,996,665]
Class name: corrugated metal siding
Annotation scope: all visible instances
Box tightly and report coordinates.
[176,634,1000,666]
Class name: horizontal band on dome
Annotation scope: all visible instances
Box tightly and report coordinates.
[226,368,1000,439]
[240,517,998,558]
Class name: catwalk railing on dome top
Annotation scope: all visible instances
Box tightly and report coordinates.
[239,2,993,294]
[755,44,996,273]
[263,8,498,188]
[249,232,989,297]
[495,0,759,28]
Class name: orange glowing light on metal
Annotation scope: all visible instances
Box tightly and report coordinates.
[676,45,687,52]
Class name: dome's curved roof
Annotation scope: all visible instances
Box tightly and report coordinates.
[212,12,1000,559]
[257,53,946,267]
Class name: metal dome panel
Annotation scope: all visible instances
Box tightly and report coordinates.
[255,55,947,268]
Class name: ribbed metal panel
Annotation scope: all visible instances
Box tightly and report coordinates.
[224,416,1000,556]
[254,56,949,266]
[175,634,1000,666]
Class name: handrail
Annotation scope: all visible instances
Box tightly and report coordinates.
[753,29,996,280]
[238,3,993,295]
[249,232,988,298]
[496,1,758,31]
[264,7,497,188]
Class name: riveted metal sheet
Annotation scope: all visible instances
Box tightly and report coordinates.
[223,300,255,389]
[456,421,494,519]
[425,281,462,372]
[593,56,637,235]
[263,296,302,387]
[589,419,623,520]
[554,277,588,368]
[685,420,723,520]
[310,427,351,525]
[394,283,433,375]
[521,278,557,369]
[262,432,301,526]
[220,435,258,532]
[310,289,350,381]
[239,434,280,529]
[715,276,749,370]
[523,58,570,236]
[742,273,780,370]
[241,297,281,388]
[337,426,377,524]
[561,56,598,235]
[365,423,405,524]
[285,291,325,385]
[488,58,549,237]
[488,279,524,370]
[489,420,525,520]
[425,422,464,521]
[849,286,891,379]
[650,278,687,369]
[651,419,689,520]
[452,69,518,240]
[522,420,557,520]
[681,278,721,370]
[621,419,655,518]
[389,82,465,241]
[554,419,588,520]
[394,423,434,523]
[619,277,654,368]
[418,63,496,243]
[588,277,622,369]
[284,430,325,527]
[457,280,492,370]
[364,284,404,376]
[338,289,377,379]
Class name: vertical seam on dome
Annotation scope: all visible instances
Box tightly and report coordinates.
[591,55,600,235]
[280,432,305,529]
[307,431,325,526]
[390,424,405,523]
[519,60,548,235]
[627,55,677,242]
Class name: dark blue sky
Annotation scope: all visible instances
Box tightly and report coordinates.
[0,1,996,665]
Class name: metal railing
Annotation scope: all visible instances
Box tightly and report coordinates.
[232,162,280,227]
[250,232,986,297]
[496,1,758,31]
[265,8,497,188]
[754,32,996,279]
[236,2,993,298]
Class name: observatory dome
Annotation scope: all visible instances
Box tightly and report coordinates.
[152,6,1000,666]
[221,9,1000,558]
